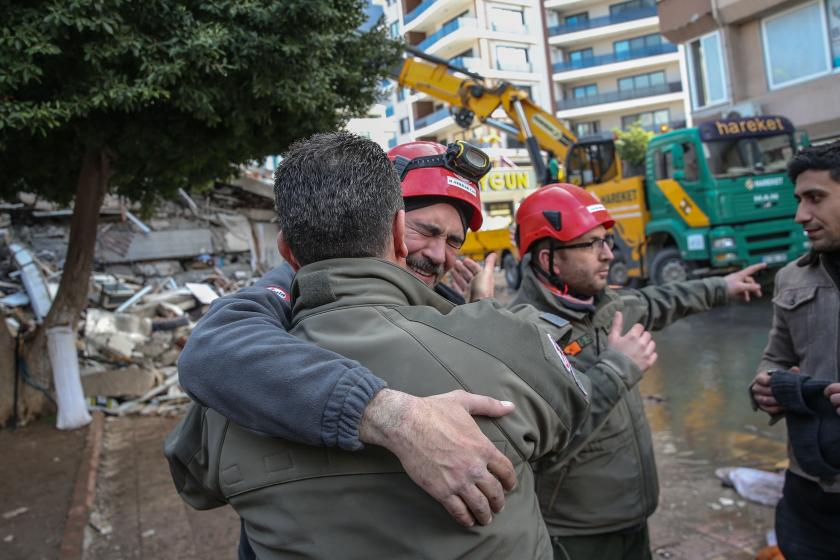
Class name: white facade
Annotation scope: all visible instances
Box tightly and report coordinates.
[544,0,689,137]
[383,0,552,164]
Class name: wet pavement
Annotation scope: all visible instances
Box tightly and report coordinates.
[642,298,786,471]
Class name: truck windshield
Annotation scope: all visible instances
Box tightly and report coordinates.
[703,134,795,178]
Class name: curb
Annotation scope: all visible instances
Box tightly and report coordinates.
[59,411,105,560]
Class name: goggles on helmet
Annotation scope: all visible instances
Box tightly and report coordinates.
[392,140,491,184]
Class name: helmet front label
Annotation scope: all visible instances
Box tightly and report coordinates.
[447,175,477,197]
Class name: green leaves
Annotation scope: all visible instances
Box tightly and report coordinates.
[0,0,400,205]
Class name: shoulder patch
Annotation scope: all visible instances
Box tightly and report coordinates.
[546,333,588,397]
[265,285,290,302]
[539,312,569,330]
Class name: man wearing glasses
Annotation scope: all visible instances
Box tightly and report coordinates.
[509,184,765,560]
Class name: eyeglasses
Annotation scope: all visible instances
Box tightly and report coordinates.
[555,234,615,252]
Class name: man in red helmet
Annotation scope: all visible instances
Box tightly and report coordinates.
[511,184,766,560]
[176,139,529,557]
[388,140,495,303]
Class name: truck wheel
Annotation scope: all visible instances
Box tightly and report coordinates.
[650,247,689,285]
[608,259,629,286]
[503,253,521,290]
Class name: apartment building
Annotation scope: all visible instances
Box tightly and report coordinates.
[382,0,552,165]
[658,0,840,141]
[545,0,688,137]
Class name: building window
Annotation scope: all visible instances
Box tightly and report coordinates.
[490,6,525,33]
[515,84,534,100]
[565,12,589,25]
[399,117,410,134]
[397,88,406,102]
[389,21,399,39]
[568,47,594,66]
[622,109,670,131]
[687,31,727,108]
[572,84,598,98]
[609,0,655,16]
[762,1,831,89]
[496,46,530,72]
[829,0,840,68]
[575,121,600,137]
[614,33,662,55]
[617,71,666,92]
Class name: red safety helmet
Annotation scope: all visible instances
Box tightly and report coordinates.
[516,183,615,255]
[387,141,484,231]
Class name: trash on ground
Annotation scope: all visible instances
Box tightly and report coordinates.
[715,467,784,507]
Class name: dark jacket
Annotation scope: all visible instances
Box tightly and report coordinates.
[168,258,592,559]
[511,265,729,535]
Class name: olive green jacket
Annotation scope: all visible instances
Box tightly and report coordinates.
[166,258,593,559]
[757,252,840,492]
[511,265,729,536]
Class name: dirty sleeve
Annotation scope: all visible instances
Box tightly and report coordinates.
[178,263,387,450]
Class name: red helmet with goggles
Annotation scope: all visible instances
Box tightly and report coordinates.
[388,141,490,232]
[516,183,615,255]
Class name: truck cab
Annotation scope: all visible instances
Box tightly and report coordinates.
[642,116,810,284]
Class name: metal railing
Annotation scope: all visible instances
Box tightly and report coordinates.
[548,6,657,36]
[556,81,682,110]
[414,106,451,129]
[417,17,477,51]
[552,43,677,73]
[404,0,438,25]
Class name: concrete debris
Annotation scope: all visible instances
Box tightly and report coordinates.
[2,507,29,520]
[1,181,283,418]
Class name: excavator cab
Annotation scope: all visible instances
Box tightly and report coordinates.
[564,137,622,187]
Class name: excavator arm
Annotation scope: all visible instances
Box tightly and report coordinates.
[393,47,577,182]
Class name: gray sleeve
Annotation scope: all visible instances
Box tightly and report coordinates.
[177,265,387,450]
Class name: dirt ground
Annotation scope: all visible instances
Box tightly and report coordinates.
[1,409,778,560]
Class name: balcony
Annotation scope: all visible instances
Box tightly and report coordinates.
[385,104,394,117]
[557,81,682,110]
[404,0,437,26]
[414,106,451,129]
[552,43,678,73]
[548,6,658,36]
[388,136,397,149]
[417,17,477,52]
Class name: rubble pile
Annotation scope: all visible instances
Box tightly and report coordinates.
[0,172,281,418]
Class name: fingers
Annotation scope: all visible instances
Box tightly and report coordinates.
[462,258,482,276]
[753,371,773,386]
[486,449,517,492]
[474,468,506,514]
[825,384,840,413]
[441,495,477,528]
[458,483,493,526]
[740,263,768,277]
[456,391,516,418]
[450,261,470,294]
[484,252,498,271]
[608,311,624,342]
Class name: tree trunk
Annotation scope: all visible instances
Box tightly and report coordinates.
[16,146,110,423]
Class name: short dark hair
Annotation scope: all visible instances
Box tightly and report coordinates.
[274,132,404,266]
[788,140,840,184]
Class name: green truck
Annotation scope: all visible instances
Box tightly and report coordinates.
[567,115,811,286]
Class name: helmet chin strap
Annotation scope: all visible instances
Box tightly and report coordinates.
[533,240,590,300]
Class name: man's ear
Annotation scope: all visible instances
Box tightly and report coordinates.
[393,209,408,260]
[537,248,553,274]
[277,231,301,271]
